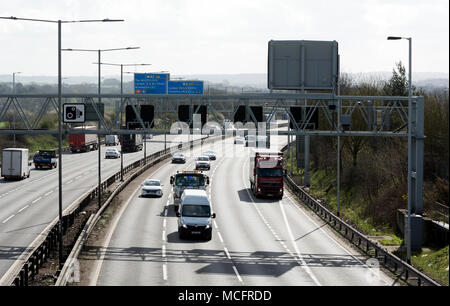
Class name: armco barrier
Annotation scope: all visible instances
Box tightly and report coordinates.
[0,134,216,286]
[281,144,440,286]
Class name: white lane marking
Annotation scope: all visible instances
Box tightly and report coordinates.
[89,159,170,286]
[283,193,392,285]
[162,264,168,281]
[217,231,224,243]
[44,190,54,196]
[205,147,244,285]
[223,247,231,260]
[279,200,322,286]
[232,266,243,283]
[162,245,166,258]
[163,219,166,228]
[66,180,73,184]
[162,230,166,241]
[18,205,30,213]
[31,197,42,204]
[2,215,15,224]
[241,158,322,286]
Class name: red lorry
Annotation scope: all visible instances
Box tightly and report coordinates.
[69,126,98,153]
[249,150,284,198]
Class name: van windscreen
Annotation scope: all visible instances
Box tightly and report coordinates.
[181,205,211,217]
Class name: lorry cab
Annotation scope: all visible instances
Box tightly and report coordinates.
[170,170,210,211]
[249,150,284,198]
[176,189,216,240]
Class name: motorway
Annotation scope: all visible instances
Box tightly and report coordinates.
[85,135,396,286]
[0,133,204,279]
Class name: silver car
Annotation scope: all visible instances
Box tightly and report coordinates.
[105,148,120,159]
[141,179,163,197]
[195,156,210,170]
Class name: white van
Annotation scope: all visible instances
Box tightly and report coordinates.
[1,148,31,180]
[176,189,216,240]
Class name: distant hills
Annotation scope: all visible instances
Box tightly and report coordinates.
[0,72,448,90]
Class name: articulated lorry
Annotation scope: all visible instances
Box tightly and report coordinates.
[249,150,284,198]
[1,148,31,180]
[120,133,143,152]
[69,126,98,153]
[170,170,210,211]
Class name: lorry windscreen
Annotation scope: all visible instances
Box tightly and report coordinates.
[257,168,283,177]
[175,175,205,187]
[182,205,211,217]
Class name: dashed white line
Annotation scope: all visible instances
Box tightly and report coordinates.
[162,264,168,281]
[44,190,54,196]
[2,215,15,224]
[18,205,29,213]
[162,230,166,241]
[232,266,243,283]
[31,197,42,204]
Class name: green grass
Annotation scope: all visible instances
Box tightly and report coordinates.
[25,135,69,155]
[288,155,449,284]
[411,246,449,286]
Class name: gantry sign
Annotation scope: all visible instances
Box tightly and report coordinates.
[0,40,425,251]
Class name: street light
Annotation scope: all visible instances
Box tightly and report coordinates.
[387,35,413,264]
[0,16,124,270]
[62,47,140,209]
[12,71,22,147]
[92,62,151,181]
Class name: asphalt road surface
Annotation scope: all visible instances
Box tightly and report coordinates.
[89,135,395,286]
[0,133,204,279]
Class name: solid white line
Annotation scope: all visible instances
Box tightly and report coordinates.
[283,193,391,285]
[2,215,15,224]
[279,200,322,286]
[241,157,322,286]
[18,205,29,213]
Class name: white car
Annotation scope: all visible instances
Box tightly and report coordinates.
[141,179,163,197]
[195,156,211,171]
[105,148,120,159]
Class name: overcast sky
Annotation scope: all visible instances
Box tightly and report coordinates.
[0,0,448,78]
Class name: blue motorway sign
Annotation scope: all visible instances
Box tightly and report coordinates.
[168,80,204,95]
[134,73,169,94]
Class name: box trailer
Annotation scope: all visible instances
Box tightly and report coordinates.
[1,148,31,180]
[69,126,98,153]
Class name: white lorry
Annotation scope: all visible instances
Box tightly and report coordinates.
[105,135,119,146]
[1,148,31,180]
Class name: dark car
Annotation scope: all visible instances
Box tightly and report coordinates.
[172,153,186,163]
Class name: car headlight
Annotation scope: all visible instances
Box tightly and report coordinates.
[205,224,211,229]
[182,224,187,228]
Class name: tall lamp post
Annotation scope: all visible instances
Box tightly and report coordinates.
[12,71,21,147]
[62,47,140,209]
[1,16,124,270]
[92,63,151,182]
[387,35,412,264]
